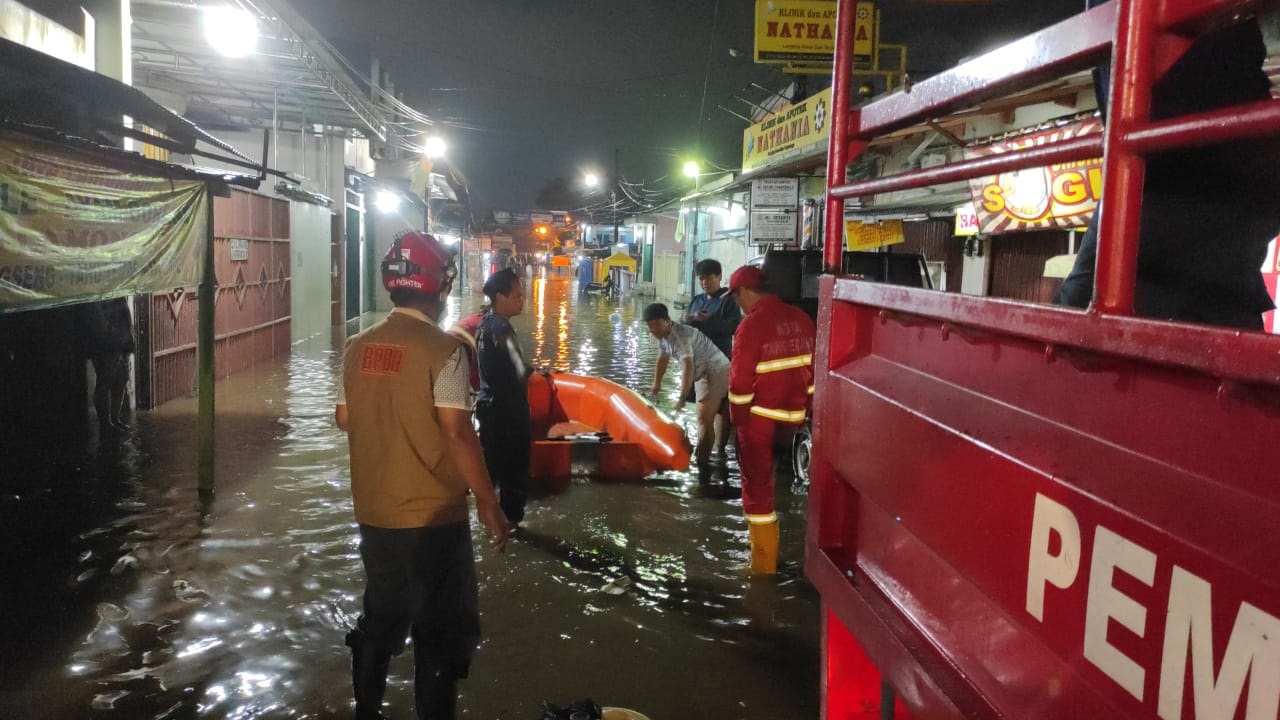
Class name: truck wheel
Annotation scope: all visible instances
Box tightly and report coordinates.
[791,421,813,490]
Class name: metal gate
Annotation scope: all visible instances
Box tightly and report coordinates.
[146,189,291,407]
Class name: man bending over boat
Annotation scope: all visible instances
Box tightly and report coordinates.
[643,302,731,468]
[683,258,740,459]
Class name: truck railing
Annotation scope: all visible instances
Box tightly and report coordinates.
[822,0,1280,385]
[812,1,1280,718]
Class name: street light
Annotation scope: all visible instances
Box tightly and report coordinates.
[202,6,258,58]
[423,136,447,159]
[375,190,401,214]
[583,172,600,188]
[683,160,703,298]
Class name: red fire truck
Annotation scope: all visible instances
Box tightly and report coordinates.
[810,1,1280,719]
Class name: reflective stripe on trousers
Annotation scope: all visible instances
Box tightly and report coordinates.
[749,405,806,423]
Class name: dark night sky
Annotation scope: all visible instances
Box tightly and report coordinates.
[301,0,1085,210]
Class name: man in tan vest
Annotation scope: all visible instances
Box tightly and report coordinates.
[336,230,510,720]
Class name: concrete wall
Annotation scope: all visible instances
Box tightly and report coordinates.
[628,213,679,254]
[174,129,350,327]
[199,128,347,205]
[1,0,92,68]
[651,252,684,305]
[290,202,335,341]
[680,202,750,299]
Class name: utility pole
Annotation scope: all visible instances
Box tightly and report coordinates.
[690,180,701,298]
[612,147,621,248]
[197,187,217,497]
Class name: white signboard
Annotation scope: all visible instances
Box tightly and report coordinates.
[230,238,250,262]
[954,202,980,237]
[751,211,797,244]
[751,178,800,209]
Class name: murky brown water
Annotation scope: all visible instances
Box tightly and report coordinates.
[0,272,818,719]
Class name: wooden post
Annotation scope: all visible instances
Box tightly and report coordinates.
[197,187,217,494]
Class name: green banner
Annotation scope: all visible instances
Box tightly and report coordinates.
[0,131,206,311]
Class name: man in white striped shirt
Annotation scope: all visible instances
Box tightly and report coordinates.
[644,302,731,467]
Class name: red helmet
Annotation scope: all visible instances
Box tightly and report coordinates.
[381,231,456,294]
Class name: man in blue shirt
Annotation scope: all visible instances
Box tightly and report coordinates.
[476,269,532,525]
[684,259,741,358]
[682,259,739,460]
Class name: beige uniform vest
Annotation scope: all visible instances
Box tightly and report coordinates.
[343,312,467,528]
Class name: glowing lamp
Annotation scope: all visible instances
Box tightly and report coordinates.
[423,136,447,159]
[203,6,258,59]
[375,190,401,213]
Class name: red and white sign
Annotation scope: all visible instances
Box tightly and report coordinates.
[954,202,980,237]
[965,120,1103,235]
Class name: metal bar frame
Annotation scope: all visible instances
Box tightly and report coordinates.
[822,0,1280,345]
[813,3,1280,718]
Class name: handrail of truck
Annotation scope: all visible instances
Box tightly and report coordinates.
[822,0,1280,386]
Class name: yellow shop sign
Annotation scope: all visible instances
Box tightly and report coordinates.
[754,1,876,66]
[742,87,833,173]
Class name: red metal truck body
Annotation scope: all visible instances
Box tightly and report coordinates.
[810,2,1280,719]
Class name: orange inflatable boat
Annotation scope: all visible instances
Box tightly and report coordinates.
[527,371,692,481]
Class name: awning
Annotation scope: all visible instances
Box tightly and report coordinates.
[680,71,1096,212]
[0,124,260,312]
[0,37,249,162]
[684,147,826,205]
[602,252,637,272]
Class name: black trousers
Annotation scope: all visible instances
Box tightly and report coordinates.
[356,522,479,679]
[476,404,531,524]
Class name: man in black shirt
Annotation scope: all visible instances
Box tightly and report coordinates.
[1056,3,1280,329]
[476,269,532,525]
[684,259,741,358]
[683,259,739,458]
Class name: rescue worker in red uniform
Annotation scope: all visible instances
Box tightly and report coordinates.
[727,265,816,574]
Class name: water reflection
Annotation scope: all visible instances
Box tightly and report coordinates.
[0,272,818,720]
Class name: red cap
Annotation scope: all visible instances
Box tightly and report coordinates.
[381,231,455,293]
[728,265,766,293]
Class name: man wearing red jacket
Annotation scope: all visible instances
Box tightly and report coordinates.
[727,265,816,574]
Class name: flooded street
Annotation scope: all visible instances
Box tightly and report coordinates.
[0,272,819,719]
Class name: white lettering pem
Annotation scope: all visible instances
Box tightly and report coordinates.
[1084,525,1157,701]
[1026,493,1082,622]
[1157,566,1280,720]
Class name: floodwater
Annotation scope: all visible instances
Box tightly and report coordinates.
[0,271,819,719]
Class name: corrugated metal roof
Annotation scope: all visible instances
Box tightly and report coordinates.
[0,36,248,160]
[0,119,262,190]
[131,0,393,140]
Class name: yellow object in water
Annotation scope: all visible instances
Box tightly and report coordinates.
[749,520,780,575]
